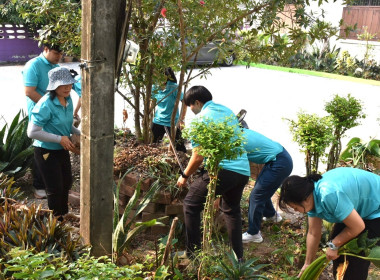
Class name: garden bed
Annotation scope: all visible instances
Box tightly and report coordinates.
[10,135,380,279]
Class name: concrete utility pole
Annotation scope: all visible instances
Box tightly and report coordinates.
[80,0,121,256]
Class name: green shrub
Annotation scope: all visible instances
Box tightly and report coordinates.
[285,111,334,175]
[325,94,365,170]
[0,111,33,179]
[1,247,144,279]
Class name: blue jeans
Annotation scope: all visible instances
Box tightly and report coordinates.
[247,148,293,235]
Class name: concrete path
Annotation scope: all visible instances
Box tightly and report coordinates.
[1,63,379,176]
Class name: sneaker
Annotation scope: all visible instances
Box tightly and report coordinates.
[242,231,263,243]
[262,212,283,223]
[172,250,188,259]
[34,189,47,199]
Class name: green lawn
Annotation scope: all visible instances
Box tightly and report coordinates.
[238,61,380,87]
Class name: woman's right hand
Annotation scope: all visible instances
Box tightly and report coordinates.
[60,136,76,153]
[298,263,309,278]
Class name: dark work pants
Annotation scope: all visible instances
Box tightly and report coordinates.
[331,217,380,280]
[32,154,45,190]
[151,122,186,153]
[34,147,72,216]
[247,148,293,234]
[183,169,249,260]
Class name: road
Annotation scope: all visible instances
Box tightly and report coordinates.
[1,63,379,176]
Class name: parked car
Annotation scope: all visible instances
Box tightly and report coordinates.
[188,39,235,67]
[155,28,235,67]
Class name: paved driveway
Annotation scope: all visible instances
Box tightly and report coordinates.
[1,63,379,176]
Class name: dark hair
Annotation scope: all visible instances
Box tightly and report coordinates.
[278,173,322,212]
[49,90,57,100]
[165,67,177,84]
[44,43,62,53]
[184,86,213,106]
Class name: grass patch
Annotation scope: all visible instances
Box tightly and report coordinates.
[238,61,380,87]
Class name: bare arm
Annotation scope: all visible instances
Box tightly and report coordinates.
[299,216,323,277]
[176,147,204,187]
[74,97,81,118]
[326,209,365,260]
[25,86,42,103]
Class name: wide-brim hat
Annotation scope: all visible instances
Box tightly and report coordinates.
[46,67,77,91]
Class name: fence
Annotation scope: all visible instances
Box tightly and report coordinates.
[0,23,41,64]
[339,6,380,40]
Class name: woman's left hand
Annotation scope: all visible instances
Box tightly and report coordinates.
[326,248,339,260]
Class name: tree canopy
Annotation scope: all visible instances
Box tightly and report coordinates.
[1,0,351,142]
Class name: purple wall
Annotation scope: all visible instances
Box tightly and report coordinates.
[0,24,42,64]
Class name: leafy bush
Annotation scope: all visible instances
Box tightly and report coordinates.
[0,111,33,179]
[325,94,366,170]
[1,247,145,279]
[183,116,245,256]
[285,111,334,175]
[0,0,81,57]
[336,50,357,76]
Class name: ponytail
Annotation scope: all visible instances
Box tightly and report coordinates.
[278,174,321,212]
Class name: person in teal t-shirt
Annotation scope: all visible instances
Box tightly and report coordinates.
[23,43,82,198]
[242,128,293,244]
[176,85,250,260]
[278,167,380,280]
[151,67,186,152]
[27,67,80,220]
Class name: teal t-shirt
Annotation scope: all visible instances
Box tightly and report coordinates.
[308,167,380,222]
[23,55,82,118]
[30,93,74,150]
[190,100,250,177]
[152,81,183,127]
[23,54,59,117]
[243,128,283,164]
[73,75,82,97]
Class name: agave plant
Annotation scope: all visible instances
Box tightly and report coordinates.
[0,111,34,179]
[0,200,87,262]
[214,251,269,280]
[112,169,165,258]
[300,231,380,280]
